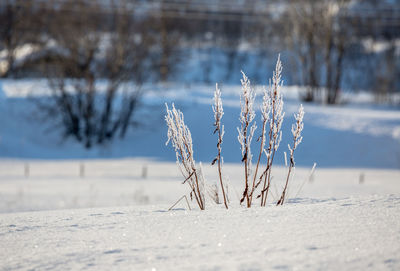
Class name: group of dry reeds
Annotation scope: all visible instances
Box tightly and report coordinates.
[165,56,305,210]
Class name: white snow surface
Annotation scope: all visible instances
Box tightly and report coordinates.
[1,160,400,270]
[1,195,399,271]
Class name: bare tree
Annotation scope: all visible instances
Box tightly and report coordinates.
[38,0,155,148]
[375,40,398,103]
[157,1,183,82]
[320,0,352,104]
[285,0,354,104]
[0,0,45,77]
[286,0,323,102]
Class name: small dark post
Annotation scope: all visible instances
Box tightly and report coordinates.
[24,163,29,178]
[359,173,365,184]
[141,165,148,179]
[80,162,85,178]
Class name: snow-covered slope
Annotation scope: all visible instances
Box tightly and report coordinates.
[1,195,399,271]
[1,80,400,168]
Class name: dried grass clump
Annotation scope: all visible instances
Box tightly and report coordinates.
[165,55,306,210]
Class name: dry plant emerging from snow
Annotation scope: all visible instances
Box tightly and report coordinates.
[277,104,305,205]
[259,56,285,206]
[165,104,205,210]
[211,83,229,209]
[237,72,257,207]
[165,55,305,210]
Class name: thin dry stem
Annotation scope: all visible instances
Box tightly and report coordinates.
[277,104,304,205]
[237,71,256,207]
[168,195,192,211]
[260,55,284,206]
[212,83,228,209]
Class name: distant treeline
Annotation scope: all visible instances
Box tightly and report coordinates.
[1,0,399,104]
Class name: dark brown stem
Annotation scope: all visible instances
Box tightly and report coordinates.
[216,127,228,209]
[278,116,301,206]
[249,121,266,203]
[261,90,276,206]
[240,98,251,207]
[277,161,293,206]
[213,90,228,209]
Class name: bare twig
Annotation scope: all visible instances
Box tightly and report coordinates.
[168,195,192,211]
[294,162,317,198]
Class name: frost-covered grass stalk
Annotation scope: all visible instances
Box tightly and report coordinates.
[211,84,228,209]
[260,56,285,206]
[237,72,257,207]
[277,104,304,205]
[165,104,205,210]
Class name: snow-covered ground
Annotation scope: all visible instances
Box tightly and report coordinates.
[0,79,400,270]
[1,194,400,270]
[0,160,399,270]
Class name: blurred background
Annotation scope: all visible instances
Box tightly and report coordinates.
[0,0,400,212]
[1,0,399,95]
[0,0,399,153]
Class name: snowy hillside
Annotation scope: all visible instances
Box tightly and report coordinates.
[1,80,400,168]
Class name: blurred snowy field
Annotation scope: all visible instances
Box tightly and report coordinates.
[0,159,399,213]
[1,80,400,168]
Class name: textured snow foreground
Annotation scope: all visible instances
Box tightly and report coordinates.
[1,195,400,271]
[1,161,400,270]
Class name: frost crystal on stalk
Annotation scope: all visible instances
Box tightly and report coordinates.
[260,86,271,147]
[165,103,195,169]
[269,55,285,152]
[213,83,224,129]
[288,104,305,156]
[237,71,256,163]
[237,71,257,207]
